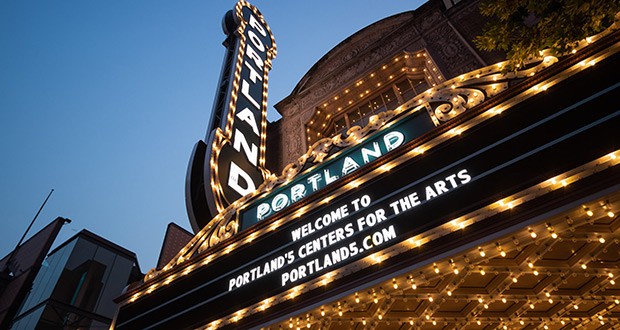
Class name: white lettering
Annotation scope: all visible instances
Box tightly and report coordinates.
[248,14,267,37]
[458,169,471,184]
[272,193,289,212]
[341,156,360,175]
[383,131,405,151]
[241,79,261,109]
[361,142,381,163]
[244,60,263,84]
[233,129,258,166]
[256,202,270,220]
[236,108,260,136]
[245,44,265,70]
[228,162,256,196]
[324,169,339,184]
[290,184,306,202]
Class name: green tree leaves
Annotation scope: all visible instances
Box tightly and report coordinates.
[474,0,619,70]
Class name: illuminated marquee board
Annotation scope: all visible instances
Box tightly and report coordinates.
[186,0,276,232]
[230,168,471,292]
[114,29,620,329]
[240,108,436,230]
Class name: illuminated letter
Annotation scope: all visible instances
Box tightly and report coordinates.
[307,174,322,191]
[247,30,265,53]
[341,156,360,175]
[361,142,381,163]
[291,184,306,202]
[272,193,289,212]
[245,45,265,71]
[244,61,263,83]
[383,131,405,151]
[458,169,471,184]
[425,185,438,200]
[241,79,261,109]
[233,129,258,166]
[248,15,267,37]
[324,169,339,184]
[257,202,270,220]
[228,162,256,196]
[236,108,260,136]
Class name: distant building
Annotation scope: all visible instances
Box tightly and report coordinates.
[156,222,194,270]
[0,217,68,329]
[10,229,141,329]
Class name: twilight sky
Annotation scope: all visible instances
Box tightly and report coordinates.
[0,0,425,271]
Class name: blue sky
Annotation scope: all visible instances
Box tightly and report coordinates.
[0,0,425,271]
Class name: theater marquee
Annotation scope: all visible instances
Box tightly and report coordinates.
[113,1,620,328]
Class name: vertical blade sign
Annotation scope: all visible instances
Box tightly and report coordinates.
[186,0,276,232]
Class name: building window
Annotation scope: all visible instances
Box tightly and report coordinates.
[305,51,444,145]
[326,77,429,137]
